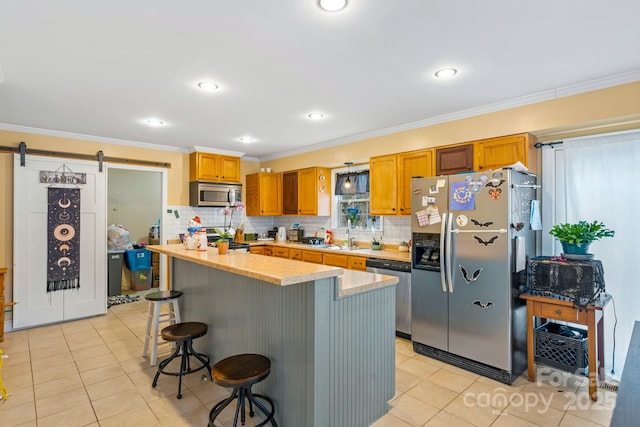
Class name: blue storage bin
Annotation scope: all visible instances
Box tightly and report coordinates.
[124,248,151,271]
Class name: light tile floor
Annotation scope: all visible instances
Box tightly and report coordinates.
[0,293,616,427]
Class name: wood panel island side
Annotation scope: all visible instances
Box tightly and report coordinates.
[147,244,399,427]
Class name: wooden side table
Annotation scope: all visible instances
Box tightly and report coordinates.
[520,293,610,401]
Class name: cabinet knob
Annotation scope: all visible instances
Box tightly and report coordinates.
[555,309,561,315]
[392,208,396,211]
[400,208,404,211]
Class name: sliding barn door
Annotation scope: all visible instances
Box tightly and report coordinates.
[13,155,107,329]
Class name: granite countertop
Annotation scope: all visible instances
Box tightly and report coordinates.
[246,241,412,262]
[148,244,398,296]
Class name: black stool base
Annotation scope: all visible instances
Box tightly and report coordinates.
[152,339,212,399]
[208,387,277,427]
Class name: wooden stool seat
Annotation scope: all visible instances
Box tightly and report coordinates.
[162,321,208,342]
[146,290,183,302]
[208,354,277,427]
[152,321,212,399]
[142,290,182,366]
[212,353,270,386]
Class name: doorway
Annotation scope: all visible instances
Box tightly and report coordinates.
[107,164,167,296]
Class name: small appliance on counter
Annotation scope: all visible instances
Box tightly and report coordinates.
[277,226,287,242]
[288,227,304,242]
[267,227,278,239]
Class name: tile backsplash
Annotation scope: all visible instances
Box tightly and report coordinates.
[162,206,411,244]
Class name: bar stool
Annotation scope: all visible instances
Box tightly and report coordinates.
[152,321,212,399]
[208,353,277,427]
[142,290,182,366]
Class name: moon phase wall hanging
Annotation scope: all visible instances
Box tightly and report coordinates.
[47,187,81,291]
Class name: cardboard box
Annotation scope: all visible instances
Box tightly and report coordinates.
[131,268,152,291]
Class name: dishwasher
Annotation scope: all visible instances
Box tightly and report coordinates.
[366,258,411,339]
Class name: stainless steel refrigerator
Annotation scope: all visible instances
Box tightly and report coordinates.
[410,169,537,384]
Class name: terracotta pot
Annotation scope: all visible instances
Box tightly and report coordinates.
[217,241,229,255]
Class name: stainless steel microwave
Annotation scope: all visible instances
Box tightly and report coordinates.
[189,182,242,207]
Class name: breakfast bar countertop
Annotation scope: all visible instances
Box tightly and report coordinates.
[147,244,398,296]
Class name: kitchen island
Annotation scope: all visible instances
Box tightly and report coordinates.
[147,244,398,426]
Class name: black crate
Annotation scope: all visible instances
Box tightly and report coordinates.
[535,322,588,375]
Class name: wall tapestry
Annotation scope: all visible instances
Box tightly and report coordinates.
[47,187,81,291]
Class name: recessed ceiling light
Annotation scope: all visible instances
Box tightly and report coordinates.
[435,68,458,79]
[145,119,164,127]
[307,112,325,120]
[239,136,255,143]
[197,81,220,91]
[318,0,348,12]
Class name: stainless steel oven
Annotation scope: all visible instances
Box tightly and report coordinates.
[189,182,242,207]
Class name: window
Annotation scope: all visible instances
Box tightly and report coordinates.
[542,129,640,381]
[332,167,381,231]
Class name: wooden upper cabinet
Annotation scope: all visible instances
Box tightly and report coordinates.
[189,152,240,183]
[282,171,298,215]
[282,167,331,216]
[435,144,474,175]
[474,133,532,172]
[371,149,433,216]
[397,149,434,215]
[245,172,282,216]
[370,154,398,215]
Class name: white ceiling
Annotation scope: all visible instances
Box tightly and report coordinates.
[1,0,639,160]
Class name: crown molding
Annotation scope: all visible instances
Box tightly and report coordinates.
[0,122,186,153]
[260,70,640,161]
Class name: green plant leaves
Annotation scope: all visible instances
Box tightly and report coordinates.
[548,221,615,244]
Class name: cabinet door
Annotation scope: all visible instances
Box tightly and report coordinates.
[245,173,282,216]
[264,247,273,256]
[370,154,398,215]
[324,253,348,268]
[474,134,529,171]
[435,144,474,175]
[398,149,434,215]
[272,247,290,258]
[260,173,283,216]
[302,250,323,264]
[249,246,265,255]
[218,156,240,182]
[290,249,303,261]
[348,256,367,271]
[282,171,298,215]
[297,167,318,215]
[245,173,261,216]
[190,152,219,181]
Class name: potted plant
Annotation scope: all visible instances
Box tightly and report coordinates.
[549,220,615,255]
[371,236,383,250]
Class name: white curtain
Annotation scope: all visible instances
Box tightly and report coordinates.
[545,129,640,380]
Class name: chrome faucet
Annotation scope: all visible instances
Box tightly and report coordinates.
[349,237,357,250]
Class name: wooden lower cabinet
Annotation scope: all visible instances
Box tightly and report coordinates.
[348,256,367,271]
[302,250,323,264]
[324,253,348,268]
[249,246,265,255]
[272,247,290,258]
[250,246,368,272]
[289,249,302,261]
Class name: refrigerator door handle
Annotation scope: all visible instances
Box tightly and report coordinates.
[446,212,454,293]
[439,213,447,293]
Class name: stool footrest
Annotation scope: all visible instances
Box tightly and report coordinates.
[152,335,212,399]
